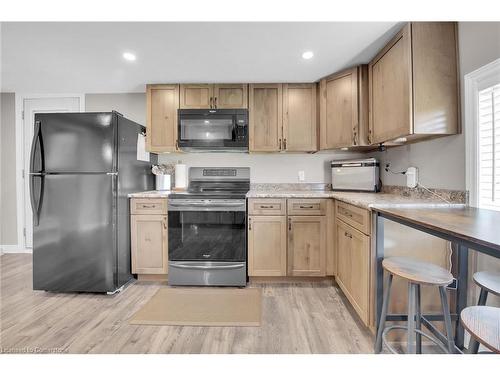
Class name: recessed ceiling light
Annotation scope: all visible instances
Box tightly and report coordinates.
[122,52,136,61]
[302,51,314,60]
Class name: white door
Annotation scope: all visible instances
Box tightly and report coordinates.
[23,97,82,248]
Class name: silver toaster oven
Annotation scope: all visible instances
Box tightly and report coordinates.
[331,158,380,192]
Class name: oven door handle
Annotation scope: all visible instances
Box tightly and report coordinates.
[169,263,245,270]
[169,201,244,207]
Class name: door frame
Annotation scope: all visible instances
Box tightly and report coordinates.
[15,93,85,251]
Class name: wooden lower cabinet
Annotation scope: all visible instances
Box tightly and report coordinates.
[335,218,370,324]
[248,215,287,276]
[287,216,326,276]
[131,211,168,276]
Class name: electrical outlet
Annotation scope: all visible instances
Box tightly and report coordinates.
[298,171,305,182]
[406,167,418,188]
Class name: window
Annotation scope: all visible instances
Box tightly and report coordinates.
[478,83,500,210]
[465,58,500,210]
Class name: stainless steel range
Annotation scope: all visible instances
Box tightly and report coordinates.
[167,167,250,286]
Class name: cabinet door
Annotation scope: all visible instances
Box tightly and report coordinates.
[320,68,358,149]
[335,219,370,324]
[249,84,283,152]
[213,84,248,109]
[146,84,179,152]
[180,84,213,109]
[248,215,287,276]
[131,214,168,274]
[283,83,317,152]
[369,24,412,144]
[288,216,326,276]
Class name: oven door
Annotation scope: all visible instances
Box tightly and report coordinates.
[168,199,247,262]
[168,199,247,286]
[177,109,248,151]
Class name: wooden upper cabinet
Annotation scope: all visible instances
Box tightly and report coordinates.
[180,84,248,109]
[283,83,317,152]
[249,84,283,152]
[368,22,459,145]
[180,84,213,109]
[146,84,179,153]
[213,84,248,108]
[320,66,369,150]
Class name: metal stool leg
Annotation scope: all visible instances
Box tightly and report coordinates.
[438,286,455,353]
[415,284,422,354]
[375,273,393,353]
[407,283,417,354]
[468,288,488,354]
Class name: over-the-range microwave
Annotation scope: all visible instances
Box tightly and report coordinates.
[177,109,248,152]
[331,158,381,192]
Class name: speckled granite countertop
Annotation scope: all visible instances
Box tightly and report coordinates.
[246,190,464,210]
[128,190,173,198]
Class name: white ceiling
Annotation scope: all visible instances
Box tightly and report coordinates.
[1,22,401,93]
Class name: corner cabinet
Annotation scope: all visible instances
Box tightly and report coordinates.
[146,84,180,153]
[130,198,168,279]
[319,66,369,150]
[368,22,459,145]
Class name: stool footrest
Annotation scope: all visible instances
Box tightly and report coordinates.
[381,325,449,354]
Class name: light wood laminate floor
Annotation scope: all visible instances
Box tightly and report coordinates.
[0,254,374,354]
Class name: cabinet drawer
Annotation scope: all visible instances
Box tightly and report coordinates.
[248,198,286,215]
[131,198,168,215]
[287,199,326,216]
[335,200,370,235]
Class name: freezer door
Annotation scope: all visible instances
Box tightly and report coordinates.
[34,112,116,173]
[32,174,117,292]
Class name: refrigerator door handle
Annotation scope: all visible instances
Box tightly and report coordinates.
[30,174,44,227]
[30,120,44,173]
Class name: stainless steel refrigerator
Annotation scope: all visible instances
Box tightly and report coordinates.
[30,111,157,293]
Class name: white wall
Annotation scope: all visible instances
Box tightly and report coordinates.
[371,22,500,190]
[0,92,18,245]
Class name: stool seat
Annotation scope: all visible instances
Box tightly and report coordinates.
[473,271,500,297]
[382,257,453,286]
[461,306,500,353]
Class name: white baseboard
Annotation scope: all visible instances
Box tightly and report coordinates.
[0,245,32,254]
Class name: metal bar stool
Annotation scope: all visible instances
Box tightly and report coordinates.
[461,306,500,354]
[468,271,500,353]
[375,257,455,354]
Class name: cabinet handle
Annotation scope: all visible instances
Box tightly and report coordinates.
[368,129,372,144]
[210,97,213,109]
[141,204,156,208]
[175,140,179,150]
[288,218,292,231]
[283,138,287,150]
[163,218,167,230]
[344,231,352,239]
[342,208,353,217]
[352,126,357,146]
[299,205,314,209]
[259,205,274,209]
[248,218,252,230]
[214,97,217,109]
[279,139,282,150]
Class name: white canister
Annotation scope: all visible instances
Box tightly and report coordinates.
[155,174,171,191]
[174,164,188,189]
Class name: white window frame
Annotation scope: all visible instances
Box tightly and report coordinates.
[464,58,500,208]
